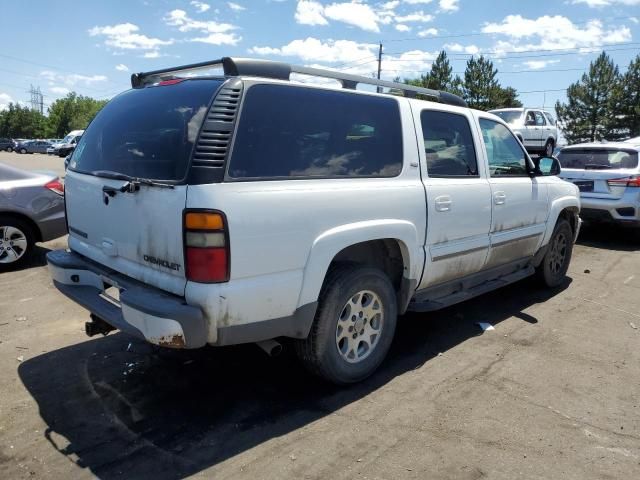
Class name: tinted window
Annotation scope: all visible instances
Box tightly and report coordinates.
[228,84,403,179]
[480,118,529,176]
[70,79,221,181]
[525,111,536,125]
[544,112,555,125]
[558,149,639,169]
[421,110,478,176]
[534,111,546,126]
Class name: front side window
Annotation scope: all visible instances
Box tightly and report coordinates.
[534,111,546,126]
[421,110,478,177]
[480,118,529,176]
[228,84,403,179]
[525,111,536,125]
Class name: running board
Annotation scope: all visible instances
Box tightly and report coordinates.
[408,265,535,313]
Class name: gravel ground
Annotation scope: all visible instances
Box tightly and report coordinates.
[0,154,639,479]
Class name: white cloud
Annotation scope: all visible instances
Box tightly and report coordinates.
[190,1,210,12]
[404,0,433,3]
[418,27,438,36]
[295,0,328,25]
[115,63,129,71]
[249,37,437,80]
[522,59,560,70]
[395,24,411,32]
[40,71,108,86]
[228,2,246,10]
[444,43,479,54]
[164,9,242,45]
[88,23,173,53]
[143,51,161,58]
[439,0,459,11]
[382,1,400,8]
[50,86,71,95]
[394,11,433,22]
[324,2,381,32]
[481,15,632,55]
[572,0,640,6]
[0,92,13,111]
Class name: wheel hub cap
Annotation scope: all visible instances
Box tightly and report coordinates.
[335,290,384,364]
[548,232,567,275]
[0,226,28,264]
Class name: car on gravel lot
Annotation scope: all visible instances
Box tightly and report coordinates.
[488,107,558,157]
[0,163,66,271]
[0,137,16,152]
[47,57,581,384]
[557,140,640,227]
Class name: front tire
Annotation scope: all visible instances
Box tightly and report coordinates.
[536,219,573,288]
[295,264,398,384]
[0,217,35,272]
[544,139,555,157]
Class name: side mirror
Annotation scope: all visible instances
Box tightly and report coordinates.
[538,156,561,176]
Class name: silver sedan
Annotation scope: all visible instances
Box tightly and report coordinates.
[0,163,67,271]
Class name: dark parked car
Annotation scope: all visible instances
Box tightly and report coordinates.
[16,140,52,154]
[0,138,16,152]
[0,163,66,271]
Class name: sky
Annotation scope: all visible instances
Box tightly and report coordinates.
[0,0,639,113]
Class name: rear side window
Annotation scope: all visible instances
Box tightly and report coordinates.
[228,84,403,179]
[70,79,221,181]
[558,149,639,169]
[421,110,478,177]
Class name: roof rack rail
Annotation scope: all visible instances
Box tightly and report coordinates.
[130,57,467,108]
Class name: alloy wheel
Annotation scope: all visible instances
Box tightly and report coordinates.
[0,226,28,264]
[548,231,567,275]
[335,290,384,364]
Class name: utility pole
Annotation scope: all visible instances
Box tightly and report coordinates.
[376,42,383,93]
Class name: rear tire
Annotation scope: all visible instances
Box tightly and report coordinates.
[536,219,573,288]
[19,148,27,154]
[0,216,35,272]
[295,264,397,384]
[544,139,555,157]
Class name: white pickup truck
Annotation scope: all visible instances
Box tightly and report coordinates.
[47,58,581,384]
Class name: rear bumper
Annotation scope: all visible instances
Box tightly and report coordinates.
[47,250,208,348]
[580,194,640,226]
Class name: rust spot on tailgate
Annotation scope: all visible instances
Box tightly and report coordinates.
[156,334,186,348]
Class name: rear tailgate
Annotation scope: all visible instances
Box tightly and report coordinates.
[65,78,223,296]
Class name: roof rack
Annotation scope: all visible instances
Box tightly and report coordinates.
[130,57,467,108]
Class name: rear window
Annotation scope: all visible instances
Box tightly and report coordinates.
[228,84,403,179]
[557,149,639,170]
[70,79,221,181]
[491,111,522,125]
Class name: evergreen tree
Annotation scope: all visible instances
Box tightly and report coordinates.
[462,55,499,110]
[555,52,623,144]
[620,54,640,137]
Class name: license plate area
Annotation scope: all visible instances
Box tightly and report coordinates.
[99,277,122,308]
[573,180,594,192]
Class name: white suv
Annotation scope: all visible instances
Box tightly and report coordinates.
[47,58,581,384]
[489,108,558,157]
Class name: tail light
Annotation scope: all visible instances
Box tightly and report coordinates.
[184,211,229,283]
[44,178,64,195]
[607,176,640,188]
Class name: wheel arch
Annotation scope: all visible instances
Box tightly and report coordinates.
[297,220,423,314]
[0,210,42,242]
[542,200,579,246]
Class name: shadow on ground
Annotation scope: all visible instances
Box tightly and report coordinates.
[18,277,570,479]
[577,223,640,252]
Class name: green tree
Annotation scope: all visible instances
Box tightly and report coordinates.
[46,92,107,137]
[460,55,521,110]
[620,54,640,137]
[404,51,455,92]
[0,103,47,138]
[555,52,623,144]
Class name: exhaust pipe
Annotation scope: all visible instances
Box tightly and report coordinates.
[255,339,282,357]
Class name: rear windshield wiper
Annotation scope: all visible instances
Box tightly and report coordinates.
[92,170,175,191]
[584,164,612,170]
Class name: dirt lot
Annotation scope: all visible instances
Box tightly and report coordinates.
[0,151,66,178]
[1,154,639,479]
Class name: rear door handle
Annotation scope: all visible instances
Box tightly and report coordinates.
[493,191,506,205]
[434,195,452,212]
